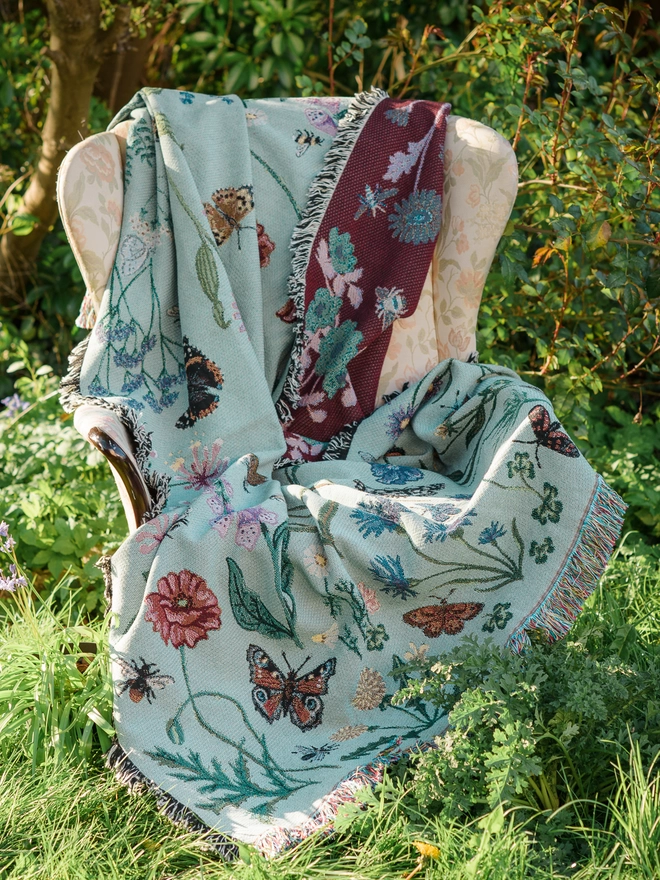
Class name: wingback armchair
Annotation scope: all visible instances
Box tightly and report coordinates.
[57,101,518,533]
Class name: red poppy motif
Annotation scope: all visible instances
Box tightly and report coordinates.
[144,569,221,649]
[257,223,276,268]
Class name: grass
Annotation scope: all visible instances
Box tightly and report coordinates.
[0,542,658,879]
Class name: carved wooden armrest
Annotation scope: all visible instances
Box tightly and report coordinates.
[74,404,151,531]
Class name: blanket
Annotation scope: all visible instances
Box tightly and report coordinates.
[61,87,625,856]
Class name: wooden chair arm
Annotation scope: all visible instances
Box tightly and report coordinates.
[74,404,151,531]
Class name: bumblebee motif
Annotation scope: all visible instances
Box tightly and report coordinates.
[115,657,175,704]
[293,129,324,158]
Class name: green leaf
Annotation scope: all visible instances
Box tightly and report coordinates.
[9,214,39,237]
[227,557,291,640]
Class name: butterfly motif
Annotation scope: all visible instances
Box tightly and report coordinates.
[175,337,223,430]
[517,405,580,468]
[247,644,336,731]
[203,185,254,249]
[118,235,149,277]
[243,453,267,489]
[403,598,484,638]
[304,106,338,135]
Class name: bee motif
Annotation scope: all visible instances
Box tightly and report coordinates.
[293,129,324,158]
[115,657,174,704]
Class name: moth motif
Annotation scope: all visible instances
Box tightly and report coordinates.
[203,185,254,249]
[175,336,223,429]
[403,598,484,637]
[247,644,336,731]
[115,657,174,704]
[517,404,580,467]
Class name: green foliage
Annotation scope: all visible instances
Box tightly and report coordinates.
[0,590,114,766]
[0,348,125,610]
[583,402,660,539]
[390,544,660,827]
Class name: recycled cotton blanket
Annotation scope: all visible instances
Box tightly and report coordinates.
[61,88,626,856]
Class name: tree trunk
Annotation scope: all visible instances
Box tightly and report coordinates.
[0,0,130,308]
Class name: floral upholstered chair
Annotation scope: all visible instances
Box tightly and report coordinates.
[57,105,518,531]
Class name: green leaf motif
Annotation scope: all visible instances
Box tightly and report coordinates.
[227,557,292,640]
[195,244,230,329]
[166,716,185,745]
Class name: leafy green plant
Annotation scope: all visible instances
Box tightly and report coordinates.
[0,350,125,610]
[0,525,114,766]
[393,612,660,819]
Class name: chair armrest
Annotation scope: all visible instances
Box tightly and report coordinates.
[74,404,152,532]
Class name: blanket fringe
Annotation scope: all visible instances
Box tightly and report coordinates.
[106,739,239,859]
[59,333,170,522]
[276,87,388,426]
[506,476,626,654]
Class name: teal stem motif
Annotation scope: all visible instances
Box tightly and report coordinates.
[148,646,321,815]
[250,149,302,220]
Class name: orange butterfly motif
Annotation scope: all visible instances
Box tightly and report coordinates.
[203,185,254,249]
[403,597,484,638]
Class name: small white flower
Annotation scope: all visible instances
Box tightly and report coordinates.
[303,544,329,578]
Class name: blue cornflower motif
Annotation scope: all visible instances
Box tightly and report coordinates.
[144,391,164,414]
[1,393,29,418]
[351,498,404,539]
[385,403,416,440]
[385,105,413,127]
[179,91,195,104]
[88,379,109,396]
[369,461,423,485]
[422,520,449,543]
[120,373,144,394]
[425,502,461,523]
[389,188,442,245]
[369,554,418,601]
[478,521,507,544]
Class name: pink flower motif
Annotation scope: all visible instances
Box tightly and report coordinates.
[453,160,465,176]
[81,142,116,182]
[466,184,481,208]
[257,223,276,268]
[175,440,231,493]
[456,270,486,308]
[448,327,471,352]
[69,217,87,251]
[135,513,184,555]
[357,582,381,614]
[456,233,469,254]
[144,569,221,649]
[106,199,122,226]
[235,507,278,551]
